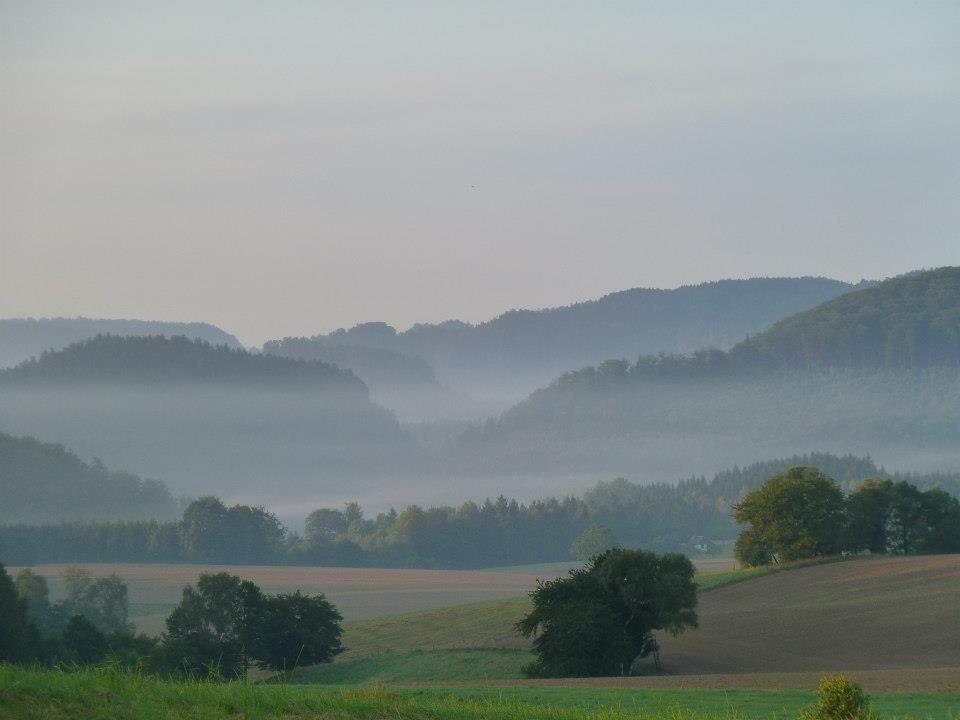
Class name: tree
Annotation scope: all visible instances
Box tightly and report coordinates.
[179,496,231,562]
[846,479,895,554]
[62,568,132,635]
[251,591,343,671]
[734,467,846,565]
[516,549,697,677]
[304,508,348,544]
[62,615,107,663]
[162,573,265,679]
[570,524,619,561]
[0,563,37,662]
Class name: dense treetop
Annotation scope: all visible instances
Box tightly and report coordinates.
[0,432,178,524]
[732,267,960,370]
[0,335,366,391]
[0,318,241,369]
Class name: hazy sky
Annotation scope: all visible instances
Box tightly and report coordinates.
[2,2,958,345]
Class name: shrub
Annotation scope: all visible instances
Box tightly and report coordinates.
[801,674,876,720]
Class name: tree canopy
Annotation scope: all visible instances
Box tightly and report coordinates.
[516,549,697,677]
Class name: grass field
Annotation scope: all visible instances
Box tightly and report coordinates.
[2,665,958,720]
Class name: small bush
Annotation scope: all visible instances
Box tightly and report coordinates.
[800,674,876,720]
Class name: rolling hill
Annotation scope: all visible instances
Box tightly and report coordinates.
[0,317,242,369]
[262,338,473,421]
[0,336,423,503]
[0,432,178,524]
[277,277,865,413]
[295,555,960,682]
[461,268,960,479]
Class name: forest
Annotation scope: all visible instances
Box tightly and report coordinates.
[0,432,178,524]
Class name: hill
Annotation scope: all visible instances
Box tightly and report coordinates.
[0,317,242,369]
[732,266,960,370]
[279,277,863,413]
[0,335,365,389]
[0,336,422,502]
[262,338,472,421]
[0,432,178,524]
[298,556,960,681]
[463,268,960,478]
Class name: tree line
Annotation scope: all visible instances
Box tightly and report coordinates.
[3,453,959,568]
[0,564,342,678]
[735,467,960,565]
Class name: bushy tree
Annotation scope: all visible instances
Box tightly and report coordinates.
[62,567,132,635]
[62,615,107,663]
[0,563,37,662]
[516,549,697,677]
[304,508,348,545]
[846,479,895,554]
[734,467,845,565]
[163,572,265,679]
[252,592,343,671]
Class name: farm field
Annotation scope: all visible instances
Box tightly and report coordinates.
[292,555,960,688]
[2,665,958,720]
[10,563,561,635]
[13,558,736,635]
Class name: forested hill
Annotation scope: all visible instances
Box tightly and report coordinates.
[0,317,242,369]
[0,335,366,392]
[0,432,178,524]
[461,269,960,478]
[732,266,960,371]
[287,276,864,398]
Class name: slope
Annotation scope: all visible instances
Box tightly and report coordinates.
[0,432,178,524]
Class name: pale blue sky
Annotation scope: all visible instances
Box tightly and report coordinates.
[2,1,958,344]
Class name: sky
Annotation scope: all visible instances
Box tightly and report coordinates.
[2,1,958,346]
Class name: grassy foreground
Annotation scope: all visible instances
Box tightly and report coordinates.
[1,665,957,720]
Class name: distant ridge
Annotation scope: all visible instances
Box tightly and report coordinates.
[0,317,243,369]
[278,276,867,408]
[0,335,365,392]
[460,268,960,478]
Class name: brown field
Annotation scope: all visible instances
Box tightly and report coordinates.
[648,554,960,676]
[12,563,549,634]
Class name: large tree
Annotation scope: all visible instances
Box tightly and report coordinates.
[0,563,37,662]
[733,467,845,565]
[162,573,265,679]
[251,592,343,671]
[516,549,697,677]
